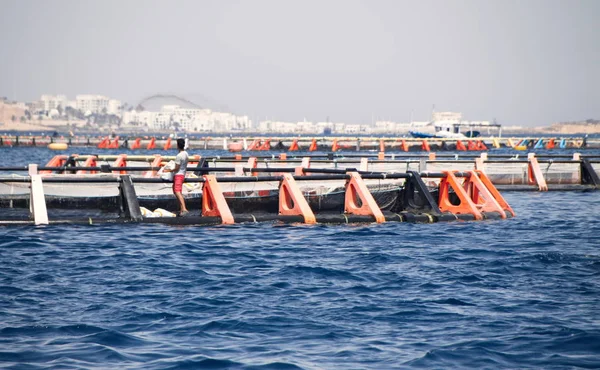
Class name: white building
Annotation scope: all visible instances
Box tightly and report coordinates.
[315,121,334,134]
[258,120,297,133]
[345,124,362,134]
[131,111,155,127]
[76,95,121,115]
[64,100,77,110]
[191,116,215,132]
[296,121,316,133]
[374,121,397,133]
[40,95,67,111]
[333,123,346,134]
[394,122,413,133]
[107,99,121,115]
[234,116,252,131]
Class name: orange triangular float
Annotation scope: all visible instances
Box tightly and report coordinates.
[471,170,515,217]
[147,137,156,150]
[163,137,172,150]
[108,137,119,149]
[421,140,430,152]
[401,139,409,152]
[331,138,340,152]
[202,175,234,224]
[289,139,299,151]
[258,139,271,151]
[77,156,97,175]
[438,171,483,220]
[278,174,316,224]
[144,155,162,178]
[247,139,260,151]
[130,138,141,149]
[476,140,487,150]
[344,172,385,223]
[97,137,109,149]
[462,170,506,218]
[112,154,127,174]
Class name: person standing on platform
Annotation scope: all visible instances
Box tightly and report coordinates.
[165,138,189,216]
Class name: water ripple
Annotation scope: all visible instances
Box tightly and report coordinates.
[2,148,600,368]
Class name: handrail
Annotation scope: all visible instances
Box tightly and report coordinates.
[0,171,467,185]
[1,156,595,174]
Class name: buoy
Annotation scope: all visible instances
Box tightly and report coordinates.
[228,142,243,152]
[48,143,68,150]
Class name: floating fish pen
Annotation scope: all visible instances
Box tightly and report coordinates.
[2,151,599,226]
[0,160,518,226]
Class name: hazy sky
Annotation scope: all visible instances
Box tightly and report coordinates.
[1,0,599,126]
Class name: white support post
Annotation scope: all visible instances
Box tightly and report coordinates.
[359,158,368,172]
[476,152,487,172]
[28,164,48,225]
[475,157,486,171]
[419,158,427,172]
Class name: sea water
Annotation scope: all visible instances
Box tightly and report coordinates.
[0,146,599,369]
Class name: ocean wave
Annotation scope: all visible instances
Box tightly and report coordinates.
[1,186,600,368]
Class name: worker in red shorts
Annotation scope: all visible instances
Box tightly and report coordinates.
[164,138,189,216]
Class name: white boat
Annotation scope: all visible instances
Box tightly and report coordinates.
[410,122,468,139]
[410,112,501,139]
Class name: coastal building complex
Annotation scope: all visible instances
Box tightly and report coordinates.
[122,105,251,133]
[28,94,121,117]
[1,93,513,135]
[255,113,494,135]
[40,95,69,111]
[122,108,495,135]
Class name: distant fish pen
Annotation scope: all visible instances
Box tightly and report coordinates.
[1,134,600,152]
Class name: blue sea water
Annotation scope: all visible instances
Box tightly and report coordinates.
[1,147,600,369]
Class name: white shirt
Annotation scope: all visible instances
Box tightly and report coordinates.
[174,151,189,176]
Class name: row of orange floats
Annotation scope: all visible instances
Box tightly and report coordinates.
[97,137,172,150]
[0,136,13,146]
[40,153,200,177]
[230,138,488,152]
[179,169,515,225]
[95,136,489,153]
